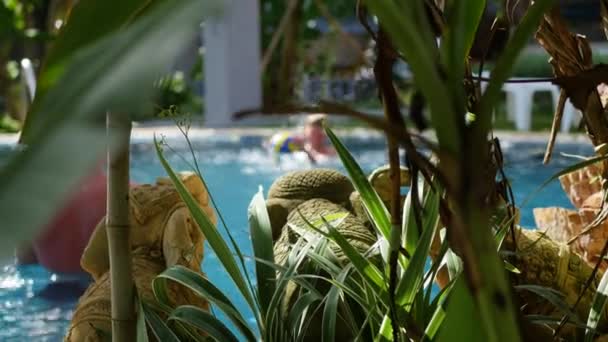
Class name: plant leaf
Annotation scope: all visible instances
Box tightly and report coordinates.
[479,0,555,123]
[515,285,583,325]
[169,305,240,342]
[504,261,521,274]
[423,278,457,341]
[142,302,180,342]
[288,292,322,338]
[318,218,387,295]
[153,265,256,342]
[526,314,594,331]
[0,0,220,261]
[136,295,149,342]
[154,138,258,316]
[437,279,485,342]
[441,0,486,121]
[322,268,349,342]
[402,186,418,261]
[265,239,317,340]
[585,269,608,341]
[248,186,276,317]
[395,187,440,308]
[21,0,159,136]
[325,125,391,239]
[373,315,392,342]
[361,0,457,151]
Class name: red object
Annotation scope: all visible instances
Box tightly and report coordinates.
[32,167,108,274]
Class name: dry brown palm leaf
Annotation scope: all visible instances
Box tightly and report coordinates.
[536,11,581,162]
[536,9,592,77]
[536,9,608,148]
[535,9,608,253]
[543,90,566,164]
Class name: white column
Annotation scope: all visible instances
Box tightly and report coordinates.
[203,0,263,127]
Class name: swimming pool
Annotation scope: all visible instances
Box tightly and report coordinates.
[0,132,593,341]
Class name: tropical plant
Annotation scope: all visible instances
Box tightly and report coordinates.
[5,0,608,341]
[153,69,203,121]
[313,1,556,340]
[148,120,589,342]
[150,132,337,341]
[233,0,590,341]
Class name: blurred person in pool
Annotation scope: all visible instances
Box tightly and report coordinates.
[266,113,336,164]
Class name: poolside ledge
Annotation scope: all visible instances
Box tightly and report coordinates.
[0,127,593,146]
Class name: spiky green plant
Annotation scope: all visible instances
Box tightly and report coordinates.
[148,133,341,341]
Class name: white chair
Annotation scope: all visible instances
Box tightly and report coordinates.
[477,71,579,132]
[560,99,580,132]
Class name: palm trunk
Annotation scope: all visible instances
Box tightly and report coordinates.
[374,29,408,341]
[277,0,301,102]
[106,111,135,341]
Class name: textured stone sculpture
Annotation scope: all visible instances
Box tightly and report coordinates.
[534,162,608,270]
[269,166,608,339]
[274,198,377,266]
[503,228,607,337]
[266,168,355,240]
[65,172,216,341]
[268,168,378,342]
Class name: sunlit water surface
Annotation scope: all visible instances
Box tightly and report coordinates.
[0,136,593,341]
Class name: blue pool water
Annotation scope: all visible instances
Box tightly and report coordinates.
[0,135,593,341]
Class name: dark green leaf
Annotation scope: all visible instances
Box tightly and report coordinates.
[373,316,392,342]
[437,279,485,342]
[423,278,457,341]
[402,187,419,261]
[515,285,583,325]
[479,0,555,123]
[526,315,594,331]
[441,0,486,126]
[396,187,439,308]
[265,239,317,339]
[154,265,256,342]
[288,292,322,337]
[322,269,349,342]
[585,269,608,341]
[169,305,239,342]
[325,126,391,239]
[137,295,149,342]
[319,219,387,295]
[142,302,180,342]
[361,0,457,151]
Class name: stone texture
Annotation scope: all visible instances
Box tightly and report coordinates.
[65,173,215,341]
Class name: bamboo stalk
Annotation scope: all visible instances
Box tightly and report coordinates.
[106,111,135,341]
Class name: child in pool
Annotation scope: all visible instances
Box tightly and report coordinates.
[267,113,335,164]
